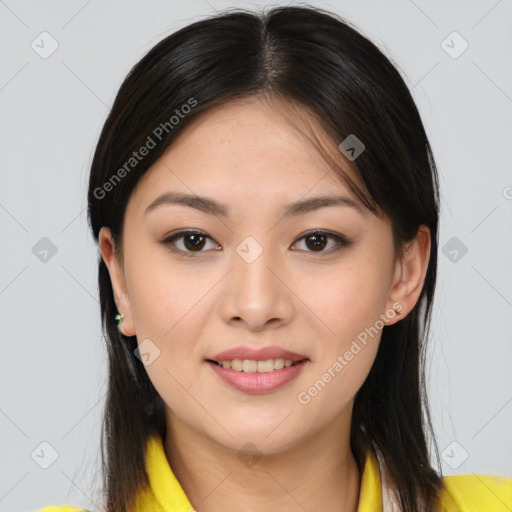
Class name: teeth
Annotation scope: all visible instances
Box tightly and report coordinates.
[217,358,301,372]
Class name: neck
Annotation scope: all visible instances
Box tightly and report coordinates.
[164,412,361,512]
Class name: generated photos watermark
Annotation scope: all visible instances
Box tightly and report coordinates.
[297,302,402,405]
[93,97,198,200]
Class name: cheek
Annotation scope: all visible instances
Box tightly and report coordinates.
[300,253,390,351]
[126,244,212,341]
[295,263,385,414]
[302,250,391,405]
[124,249,213,415]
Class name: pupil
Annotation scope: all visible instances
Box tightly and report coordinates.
[184,234,205,251]
[306,234,327,251]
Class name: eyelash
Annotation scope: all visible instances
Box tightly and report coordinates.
[161,229,352,258]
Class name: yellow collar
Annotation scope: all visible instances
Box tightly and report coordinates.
[133,434,382,511]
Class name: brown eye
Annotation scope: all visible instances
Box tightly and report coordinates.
[182,232,206,251]
[292,230,352,254]
[162,229,351,257]
[304,233,328,251]
[163,230,220,255]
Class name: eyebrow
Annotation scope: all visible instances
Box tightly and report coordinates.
[144,192,365,218]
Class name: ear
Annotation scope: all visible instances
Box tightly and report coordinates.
[98,227,136,336]
[384,225,431,325]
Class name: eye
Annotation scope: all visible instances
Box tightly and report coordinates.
[291,230,352,254]
[162,229,352,257]
[162,230,220,257]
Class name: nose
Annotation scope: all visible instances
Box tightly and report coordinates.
[218,242,294,331]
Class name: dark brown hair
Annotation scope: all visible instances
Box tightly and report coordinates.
[88,5,444,511]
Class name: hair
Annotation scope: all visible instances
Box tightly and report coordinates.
[87,5,445,512]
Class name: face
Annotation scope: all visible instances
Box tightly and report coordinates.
[100,97,428,455]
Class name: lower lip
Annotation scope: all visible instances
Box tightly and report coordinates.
[207,360,309,394]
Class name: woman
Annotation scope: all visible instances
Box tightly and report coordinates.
[39,5,512,512]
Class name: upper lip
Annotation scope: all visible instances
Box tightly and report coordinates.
[209,345,309,362]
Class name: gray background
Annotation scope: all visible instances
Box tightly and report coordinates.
[1,0,511,510]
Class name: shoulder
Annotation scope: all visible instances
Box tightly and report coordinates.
[439,472,512,511]
[36,507,89,512]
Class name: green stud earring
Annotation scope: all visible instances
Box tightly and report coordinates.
[115,312,124,332]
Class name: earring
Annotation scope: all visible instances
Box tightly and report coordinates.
[115,312,124,332]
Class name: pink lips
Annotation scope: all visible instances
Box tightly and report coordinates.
[208,359,308,393]
[210,345,308,363]
[206,345,310,394]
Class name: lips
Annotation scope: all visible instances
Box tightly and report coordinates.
[208,345,309,363]
[207,358,309,393]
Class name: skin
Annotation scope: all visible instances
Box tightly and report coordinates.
[99,97,430,512]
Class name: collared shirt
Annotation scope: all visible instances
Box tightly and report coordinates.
[38,434,512,511]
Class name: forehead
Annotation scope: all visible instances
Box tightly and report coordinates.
[128,97,365,214]
[166,97,346,171]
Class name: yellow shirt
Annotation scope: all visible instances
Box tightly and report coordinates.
[38,434,512,512]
